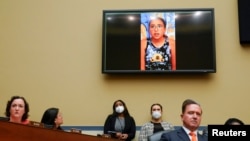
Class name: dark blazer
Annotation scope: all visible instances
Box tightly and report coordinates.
[104,114,136,141]
[160,127,207,141]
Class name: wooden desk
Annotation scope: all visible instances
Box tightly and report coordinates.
[0,120,118,141]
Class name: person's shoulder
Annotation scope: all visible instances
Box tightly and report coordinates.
[126,116,136,122]
[198,132,208,141]
[139,123,149,131]
[162,127,183,136]
[199,135,208,141]
[160,129,179,140]
[141,122,153,127]
[147,39,151,44]
[22,119,30,125]
[160,129,174,139]
[161,121,174,125]
[57,126,64,130]
[107,114,115,119]
[107,114,113,116]
[161,121,175,130]
[125,115,134,119]
[163,129,177,134]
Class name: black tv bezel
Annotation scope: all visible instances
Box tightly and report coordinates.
[102,8,216,74]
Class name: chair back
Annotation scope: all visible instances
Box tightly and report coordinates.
[148,130,172,141]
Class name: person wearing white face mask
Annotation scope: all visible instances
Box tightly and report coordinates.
[138,103,175,141]
[103,100,136,141]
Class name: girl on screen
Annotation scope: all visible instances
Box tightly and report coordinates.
[141,13,176,71]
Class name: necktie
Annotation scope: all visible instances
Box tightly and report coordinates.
[189,132,197,141]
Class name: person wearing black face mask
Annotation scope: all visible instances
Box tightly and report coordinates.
[139,103,175,141]
[103,100,136,141]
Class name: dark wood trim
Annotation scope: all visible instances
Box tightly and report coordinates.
[0,120,118,141]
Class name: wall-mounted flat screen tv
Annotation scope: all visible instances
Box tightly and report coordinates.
[102,8,216,74]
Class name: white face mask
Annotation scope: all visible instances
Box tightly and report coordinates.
[152,111,161,119]
[115,106,124,113]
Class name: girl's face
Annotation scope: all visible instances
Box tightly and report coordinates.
[10,99,25,119]
[149,19,166,40]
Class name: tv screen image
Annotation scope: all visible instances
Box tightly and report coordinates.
[102,8,216,74]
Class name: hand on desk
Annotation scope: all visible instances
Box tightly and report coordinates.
[116,132,128,140]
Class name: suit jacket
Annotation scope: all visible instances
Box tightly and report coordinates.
[160,127,207,141]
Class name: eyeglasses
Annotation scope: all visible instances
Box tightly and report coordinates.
[150,25,164,29]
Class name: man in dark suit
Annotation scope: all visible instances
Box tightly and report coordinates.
[160,99,207,141]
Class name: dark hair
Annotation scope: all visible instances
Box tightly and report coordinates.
[224,118,244,125]
[150,103,163,114]
[112,99,130,117]
[41,107,62,130]
[5,96,30,121]
[182,99,201,114]
[149,17,167,29]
